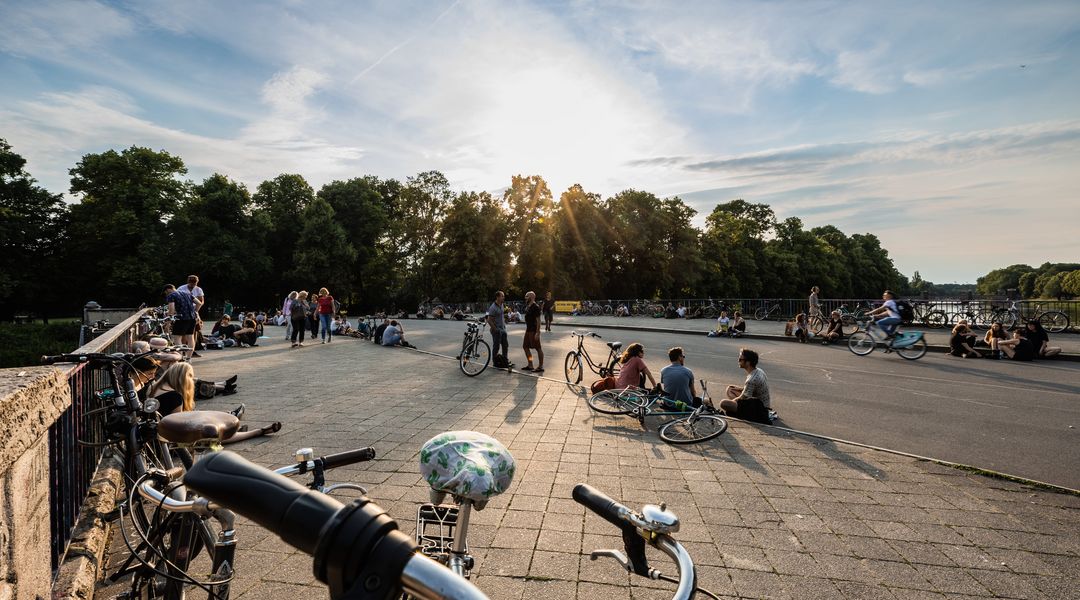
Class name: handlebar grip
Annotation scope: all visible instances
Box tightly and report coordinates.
[184,450,344,555]
[573,483,626,529]
[322,447,376,469]
[592,333,602,339]
[41,353,91,365]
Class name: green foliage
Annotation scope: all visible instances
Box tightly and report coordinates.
[291,197,357,293]
[0,321,81,368]
[977,262,1080,298]
[505,175,556,294]
[432,192,511,299]
[0,139,68,319]
[976,264,1034,296]
[551,185,609,298]
[252,173,315,294]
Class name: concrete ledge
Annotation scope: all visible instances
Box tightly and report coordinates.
[550,321,1080,361]
[51,450,123,600]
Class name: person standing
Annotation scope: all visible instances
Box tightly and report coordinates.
[282,291,297,340]
[177,275,205,356]
[542,291,554,332]
[317,287,335,343]
[808,286,821,319]
[290,291,310,347]
[307,292,320,339]
[223,299,233,319]
[721,348,772,423]
[521,291,544,373]
[486,291,511,367]
[164,284,197,359]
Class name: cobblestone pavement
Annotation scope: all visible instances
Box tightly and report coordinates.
[100,332,1080,599]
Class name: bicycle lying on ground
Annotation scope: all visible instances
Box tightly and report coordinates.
[848,317,927,360]
[183,447,718,598]
[564,330,622,384]
[587,381,729,444]
[458,319,491,376]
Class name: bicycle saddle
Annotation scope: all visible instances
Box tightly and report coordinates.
[607,342,622,351]
[419,431,515,502]
[157,411,240,444]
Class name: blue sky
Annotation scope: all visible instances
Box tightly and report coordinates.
[2,0,1078,283]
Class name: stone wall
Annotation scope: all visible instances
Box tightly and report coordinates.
[0,367,70,600]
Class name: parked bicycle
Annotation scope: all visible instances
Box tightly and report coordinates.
[587,381,729,444]
[458,319,491,376]
[848,317,927,359]
[564,330,622,384]
[183,450,717,599]
[753,299,784,321]
[115,409,375,600]
[984,300,1070,333]
[910,301,949,329]
[808,304,860,336]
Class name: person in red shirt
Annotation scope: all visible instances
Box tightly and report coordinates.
[614,343,657,390]
[317,287,336,343]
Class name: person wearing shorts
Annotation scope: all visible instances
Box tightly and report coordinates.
[720,348,772,424]
[165,284,197,358]
[521,291,544,373]
[542,291,554,332]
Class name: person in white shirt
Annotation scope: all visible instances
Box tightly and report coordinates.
[867,290,902,337]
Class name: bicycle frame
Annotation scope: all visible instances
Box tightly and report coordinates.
[574,334,619,376]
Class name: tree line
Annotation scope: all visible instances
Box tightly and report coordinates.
[0,138,1066,320]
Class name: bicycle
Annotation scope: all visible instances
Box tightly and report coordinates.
[458,319,491,376]
[910,301,949,329]
[117,410,375,600]
[564,330,622,384]
[753,299,784,321]
[808,304,860,336]
[183,451,715,599]
[948,300,988,330]
[985,300,1070,333]
[847,318,927,360]
[587,382,729,444]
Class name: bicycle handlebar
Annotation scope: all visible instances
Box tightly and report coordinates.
[41,350,156,366]
[184,451,488,600]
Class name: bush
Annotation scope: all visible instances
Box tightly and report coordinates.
[0,321,82,368]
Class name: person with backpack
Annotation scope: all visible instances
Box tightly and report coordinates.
[866,290,904,337]
[290,291,310,347]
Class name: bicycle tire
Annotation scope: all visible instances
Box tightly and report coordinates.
[895,338,927,360]
[658,413,728,444]
[840,314,860,336]
[459,339,490,376]
[754,307,768,320]
[922,310,948,329]
[603,305,613,315]
[848,332,875,356]
[1039,311,1070,333]
[808,315,825,334]
[564,352,583,384]
[586,389,644,415]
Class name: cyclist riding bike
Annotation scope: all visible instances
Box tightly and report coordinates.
[866,290,902,339]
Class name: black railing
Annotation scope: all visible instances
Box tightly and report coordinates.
[47,308,148,572]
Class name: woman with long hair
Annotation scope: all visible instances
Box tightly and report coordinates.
[984,322,1008,359]
[614,343,656,389]
[149,362,196,414]
[1024,320,1061,358]
[317,287,335,343]
[291,291,309,347]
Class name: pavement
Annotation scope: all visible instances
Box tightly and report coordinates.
[96,328,1080,599]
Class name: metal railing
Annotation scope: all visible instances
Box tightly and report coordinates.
[48,307,149,572]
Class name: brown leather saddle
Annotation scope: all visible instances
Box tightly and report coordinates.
[157,411,240,444]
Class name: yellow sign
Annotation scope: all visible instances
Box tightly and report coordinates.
[554,300,580,313]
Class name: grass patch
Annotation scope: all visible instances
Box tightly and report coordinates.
[937,461,1080,496]
[0,321,82,368]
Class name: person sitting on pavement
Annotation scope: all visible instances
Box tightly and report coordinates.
[659,347,700,408]
[616,304,630,317]
[821,310,845,345]
[676,303,687,318]
[720,348,773,424]
[793,312,810,343]
[664,303,678,319]
[708,311,731,337]
[996,329,1036,361]
[452,308,465,321]
[949,323,982,358]
[433,305,445,319]
[373,318,390,344]
[984,322,1009,359]
[614,342,657,389]
[381,320,414,348]
[866,290,902,337]
[1023,321,1061,358]
[729,311,746,337]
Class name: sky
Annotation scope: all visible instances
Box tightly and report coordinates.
[1,0,1078,283]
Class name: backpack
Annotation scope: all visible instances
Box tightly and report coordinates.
[590,377,617,394]
[492,354,509,369]
[896,300,915,322]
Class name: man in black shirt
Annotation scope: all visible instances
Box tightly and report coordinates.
[997,329,1035,361]
[521,291,544,373]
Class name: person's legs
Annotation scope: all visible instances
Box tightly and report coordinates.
[285,318,293,340]
[1044,346,1062,357]
[320,314,332,341]
[522,334,533,368]
[719,398,738,414]
[877,316,901,336]
[499,330,509,360]
[535,335,544,370]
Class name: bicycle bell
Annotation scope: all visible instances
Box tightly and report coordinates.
[295,447,315,463]
[640,502,680,533]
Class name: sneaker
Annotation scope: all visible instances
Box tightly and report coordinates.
[521,365,534,371]
[191,351,202,358]
[291,343,298,348]
[534,367,544,373]
[321,340,326,344]
[298,343,304,347]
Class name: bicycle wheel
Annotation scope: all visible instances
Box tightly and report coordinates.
[659,414,728,444]
[754,307,768,320]
[1039,311,1070,333]
[923,310,948,329]
[564,352,583,384]
[895,338,927,360]
[460,339,490,376]
[840,315,860,335]
[586,389,644,415]
[848,332,875,356]
[603,305,613,315]
[808,315,825,334]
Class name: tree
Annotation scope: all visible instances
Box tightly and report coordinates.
[395,171,453,302]
[67,146,190,305]
[551,184,610,299]
[317,178,389,306]
[291,197,356,293]
[700,200,775,297]
[253,174,314,295]
[431,192,511,300]
[168,174,271,308]
[504,175,556,295]
[0,139,68,319]
[976,264,1034,296]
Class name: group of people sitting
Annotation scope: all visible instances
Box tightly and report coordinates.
[706,311,747,338]
[595,342,774,424]
[950,320,1062,360]
[372,318,415,348]
[209,313,261,348]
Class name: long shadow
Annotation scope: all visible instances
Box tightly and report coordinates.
[911,355,1080,396]
[503,374,540,424]
[757,419,888,481]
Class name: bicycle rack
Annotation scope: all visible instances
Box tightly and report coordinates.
[415,503,470,577]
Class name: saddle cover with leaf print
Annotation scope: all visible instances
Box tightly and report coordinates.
[419,431,515,502]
